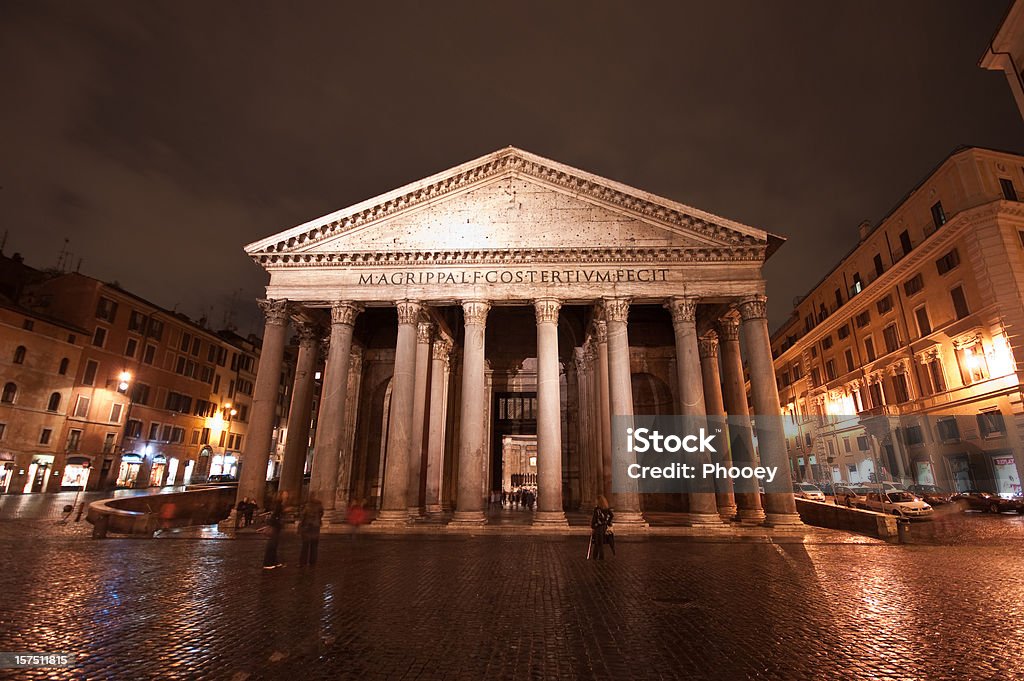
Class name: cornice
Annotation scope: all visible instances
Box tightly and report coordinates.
[253,245,766,268]
[249,150,767,259]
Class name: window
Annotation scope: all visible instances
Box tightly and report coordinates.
[191,338,200,356]
[125,338,138,358]
[904,273,924,296]
[131,383,151,406]
[82,360,98,386]
[851,273,863,296]
[171,427,186,444]
[811,346,818,358]
[834,288,843,308]
[822,335,833,350]
[844,437,851,453]
[837,324,850,340]
[951,286,970,320]
[22,319,34,331]
[58,358,69,375]
[1,382,16,404]
[92,326,107,348]
[47,392,61,412]
[855,311,871,328]
[931,201,946,229]
[936,249,960,275]
[845,348,855,373]
[0,423,6,439]
[238,404,249,422]
[869,382,883,409]
[893,373,910,403]
[780,371,790,387]
[904,426,924,446]
[128,310,146,332]
[857,436,869,450]
[810,367,821,388]
[876,296,893,314]
[143,344,156,365]
[212,375,221,395]
[147,318,164,340]
[39,428,52,445]
[936,417,960,443]
[956,341,989,385]
[883,324,900,354]
[915,306,932,337]
[201,428,211,445]
[148,422,161,440]
[165,392,193,414]
[13,346,25,364]
[109,402,123,423]
[180,332,192,352]
[161,425,172,442]
[126,419,143,438]
[96,297,118,322]
[67,429,82,452]
[791,364,803,380]
[1000,178,1018,201]
[804,315,814,333]
[102,433,117,453]
[73,395,90,418]
[873,253,884,277]
[918,355,946,395]
[978,410,1006,438]
[824,359,836,382]
[899,230,913,255]
[864,337,876,362]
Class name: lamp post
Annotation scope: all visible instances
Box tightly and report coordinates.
[113,370,134,490]
[223,403,238,478]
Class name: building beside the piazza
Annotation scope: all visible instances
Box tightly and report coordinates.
[240,146,800,526]
[0,253,290,494]
[772,147,1024,498]
[981,0,1024,123]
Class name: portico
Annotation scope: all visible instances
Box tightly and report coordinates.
[238,147,799,527]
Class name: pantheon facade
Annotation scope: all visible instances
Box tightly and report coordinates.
[238,147,799,527]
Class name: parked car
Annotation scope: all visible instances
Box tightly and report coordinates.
[793,483,826,501]
[954,491,1024,514]
[881,482,910,492]
[860,491,934,519]
[834,484,871,508]
[207,474,238,484]
[907,484,955,506]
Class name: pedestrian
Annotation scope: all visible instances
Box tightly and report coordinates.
[262,491,288,570]
[244,498,255,527]
[298,493,324,567]
[235,498,246,529]
[345,498,368,540]
[589,495,614,560]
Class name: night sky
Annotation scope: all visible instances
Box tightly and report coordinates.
[3,1,1024,336]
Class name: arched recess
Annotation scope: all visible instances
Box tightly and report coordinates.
[631,371,684,512]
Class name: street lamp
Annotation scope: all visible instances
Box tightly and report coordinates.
[114,370,137,489]
[222,403,237,478]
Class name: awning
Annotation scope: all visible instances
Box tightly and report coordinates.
[0,452,14,462]
[32,454,55,464]
[66,456,92,466]
[120,454,143,464]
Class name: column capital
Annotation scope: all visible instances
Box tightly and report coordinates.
[716,310,742,341]
[461,300,490,326]
[432,337,452,361]
[257,299,292,326]
[294,320,322,346]
[417,321,435,344]
[534,298,561,325]
[665,296,698,324]
[395,300,422,326]
[593,319,608,343]
[737,294,768,321]
[698,331,720,359]
[330,301,363,326]
[573,347,588,373]
[602,297,630,323]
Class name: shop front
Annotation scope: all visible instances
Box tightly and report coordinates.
[60,456,92,491]
[991,453,1021,498]
[914,459,936,486]
[165,457,179,486]
[182,459,195,485]
[0,452,14,493]
[946,454,972,492]
[149,455,167,487]
[24,455,55,493]
[116,454,143,488]
[210,453,238,478]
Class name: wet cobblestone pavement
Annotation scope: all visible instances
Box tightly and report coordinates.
[1,499,1024,680]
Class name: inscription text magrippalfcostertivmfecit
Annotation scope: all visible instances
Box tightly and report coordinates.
[358,268,671,287]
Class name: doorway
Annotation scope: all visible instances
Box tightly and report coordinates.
[491,392,537,508]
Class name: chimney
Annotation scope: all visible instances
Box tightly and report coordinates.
[857,220,873,241]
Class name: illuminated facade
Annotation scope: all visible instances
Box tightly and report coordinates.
[241,146,801,527]
[772,147,1024,497]
[981,0,1024,122]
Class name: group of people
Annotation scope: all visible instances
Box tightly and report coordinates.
[233,498,258,528]
[499,487,537,510]
[259,492,372,570]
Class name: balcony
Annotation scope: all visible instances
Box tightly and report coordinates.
[857,405,901,418]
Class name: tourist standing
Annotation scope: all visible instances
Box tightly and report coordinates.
[299,493,324,567]
[589,495,614,560]
[262,492,288,570]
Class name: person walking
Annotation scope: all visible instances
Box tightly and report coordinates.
[234,498,246,529]
[262,492,288,570]
[589,495,614,560]
[243,498,255,527]
[298,493,324,567]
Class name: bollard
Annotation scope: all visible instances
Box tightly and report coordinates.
[91,514,109,539]
[897,518,911,544]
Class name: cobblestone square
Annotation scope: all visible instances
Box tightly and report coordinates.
[1,505,1024,680]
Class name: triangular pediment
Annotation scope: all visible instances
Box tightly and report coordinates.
[246,147,782,263]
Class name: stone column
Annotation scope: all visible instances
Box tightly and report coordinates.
[309,302,361,512]
[376,300,421,525]
[575,347,595,508]
[424,338,451,516]
[451,300,490,525]
[739,294,801,525]
[407,321,434,517]
[718,311,765,523]
[594,320,613,497]
[602,298,645,525]
[237,299,290,508]
[666,297,721,525]
[534,298,568,525]
[279,320,321,502]
[699,331,737,519]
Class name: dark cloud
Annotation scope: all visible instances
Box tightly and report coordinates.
[2,0,1022,333]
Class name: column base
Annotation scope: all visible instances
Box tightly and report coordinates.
[448,511,488,526]
[532,511,569,526]
[373,510,410,526]
[736,508,767,525]
[683,512,726,526]
[763,512,803,527]
[425,503,443,516]
[611,511,647,527]
[717,505,738,521]
[407,507,425,520]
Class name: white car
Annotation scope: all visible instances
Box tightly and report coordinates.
[861,491,934,519]
[793,483,826,501]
